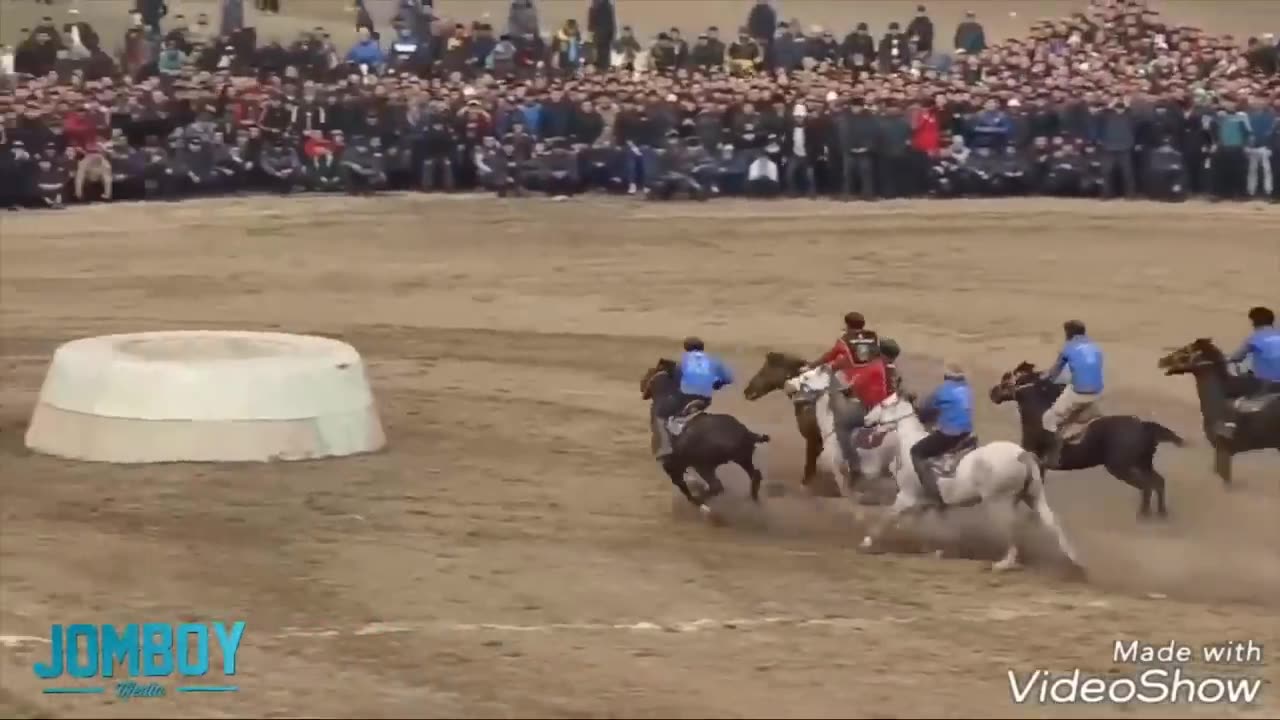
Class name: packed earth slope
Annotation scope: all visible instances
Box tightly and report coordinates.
[0,196,1277,718]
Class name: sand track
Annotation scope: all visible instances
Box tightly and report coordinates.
[0,196,1277,718]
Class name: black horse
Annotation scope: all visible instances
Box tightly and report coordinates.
[1158,338,1280,485]
[989,361,1185,519]
[640,359,770,509]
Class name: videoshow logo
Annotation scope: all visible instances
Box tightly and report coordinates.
[33,622,245,699]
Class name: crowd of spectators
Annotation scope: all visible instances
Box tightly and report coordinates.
[1,0,1278,209]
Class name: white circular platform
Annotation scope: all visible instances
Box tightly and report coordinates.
[24,331,387,463]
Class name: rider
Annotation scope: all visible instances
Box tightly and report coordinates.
[880,338,904,395]
[813,312,890,480]
[1041,319,1105,468]
[654,337,734,461]
[1221,306,1280,437]
[910,361,974,508]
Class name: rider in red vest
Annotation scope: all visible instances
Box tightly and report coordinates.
[813,312,891,482]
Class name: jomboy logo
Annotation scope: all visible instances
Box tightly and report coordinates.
[34,622,245,699]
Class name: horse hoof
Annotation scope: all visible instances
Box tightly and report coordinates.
[991,560,1022,573]
[765,483,787,498]
[1063,564,1088,583]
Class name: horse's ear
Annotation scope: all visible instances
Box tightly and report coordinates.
[999,371,1012,382]
[1015,361,1035,374]
[765,351,783,364]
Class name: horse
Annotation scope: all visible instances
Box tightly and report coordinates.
[782,364,899,501]
[1157,338,1280,485]
[743,351,823,488]
[861,393,1084,576]
[640,359,771,514]
[989,361,1185,519]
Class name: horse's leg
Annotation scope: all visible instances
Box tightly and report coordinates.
[1149,468,1169,518]
[1214,444,1233,487]
[663,458,702,508]
[693,464,725,501]
[1106,462,1154,521]
[860,491,916,552]
[802,433,820,487]
[736,455,765,503]
[1028,483,1084,577]
[988,496,1022,573]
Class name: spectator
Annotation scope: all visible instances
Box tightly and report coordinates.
[507,0,539,42]
[906,5,934,59]
[954,10,986,54]
[746,0,777,49]
[1212,100,1251,199]
[587,0,616,71]
[1245,96,1276,198]
[346,26,385,73]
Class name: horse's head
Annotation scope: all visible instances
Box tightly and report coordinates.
[1158,338,1225,376]
[989,360,1041,404]
[782,364,833,403]
[641,357,678,399]
[744,351,808,401]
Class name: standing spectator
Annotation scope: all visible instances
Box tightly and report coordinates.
[840,23,875,75]
[346,26,386,74]
[879,22,911,73]
[1096,96,1137,199]
[746,0,777,50]
[691,28,726,70]
[507,0,539,42]
[551,19,584,75]
[906,5,934,59]
[728,27,763,75]
[1245,96,1275,199]
[611,26,641,69]
[587,0,615,72]
[954,10,986,54]
[220,0,244,38]
[782,102,818,197]
[1211,100,1250,199]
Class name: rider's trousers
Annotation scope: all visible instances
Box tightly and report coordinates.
[829,390,866,475]
[1042,385,1102,441]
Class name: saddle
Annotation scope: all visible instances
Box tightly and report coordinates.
[666,398,709,437]
[925,435,980,479]
[1232,392,1280,415]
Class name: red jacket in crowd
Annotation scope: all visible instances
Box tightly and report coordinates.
[912,107,941,156]
[63,110,99,150]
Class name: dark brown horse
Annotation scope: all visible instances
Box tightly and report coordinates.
[990,361,1185,519]
[641,359,770,510]
[1158,339,1280,485]
[743,352,822,488]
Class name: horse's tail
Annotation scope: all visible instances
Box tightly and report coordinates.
[1143,421,1186,447]
[753,433,771,445]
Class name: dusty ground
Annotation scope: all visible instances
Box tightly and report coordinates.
[0,195,1277,719]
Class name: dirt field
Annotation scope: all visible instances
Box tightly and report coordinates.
[0,195,1277,719]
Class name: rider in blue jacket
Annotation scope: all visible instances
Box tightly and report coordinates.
[1041,319,1105,468]
[1221,306,1280,438]
[1228,306,1280,388]
[910,361,974,508]
[654,337,734,460]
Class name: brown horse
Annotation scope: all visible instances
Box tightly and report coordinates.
[743,352,823,488]
[1158,338,1280,485]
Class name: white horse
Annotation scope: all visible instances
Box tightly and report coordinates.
[862,392,1084,575]
[783,365,898,500]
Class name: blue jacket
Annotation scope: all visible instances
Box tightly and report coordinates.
[346,39,386,68]
[519,104,543,137]
[920,378,973,435]
[1229,326,1280,383]
[1246,109,1277,148]
[1215,112,1249,149]
[679,351,734,398]
[1049,335,1105,394]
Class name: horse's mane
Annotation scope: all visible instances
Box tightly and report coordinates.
[765,350,808,369]
[1192,338,1226,363]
